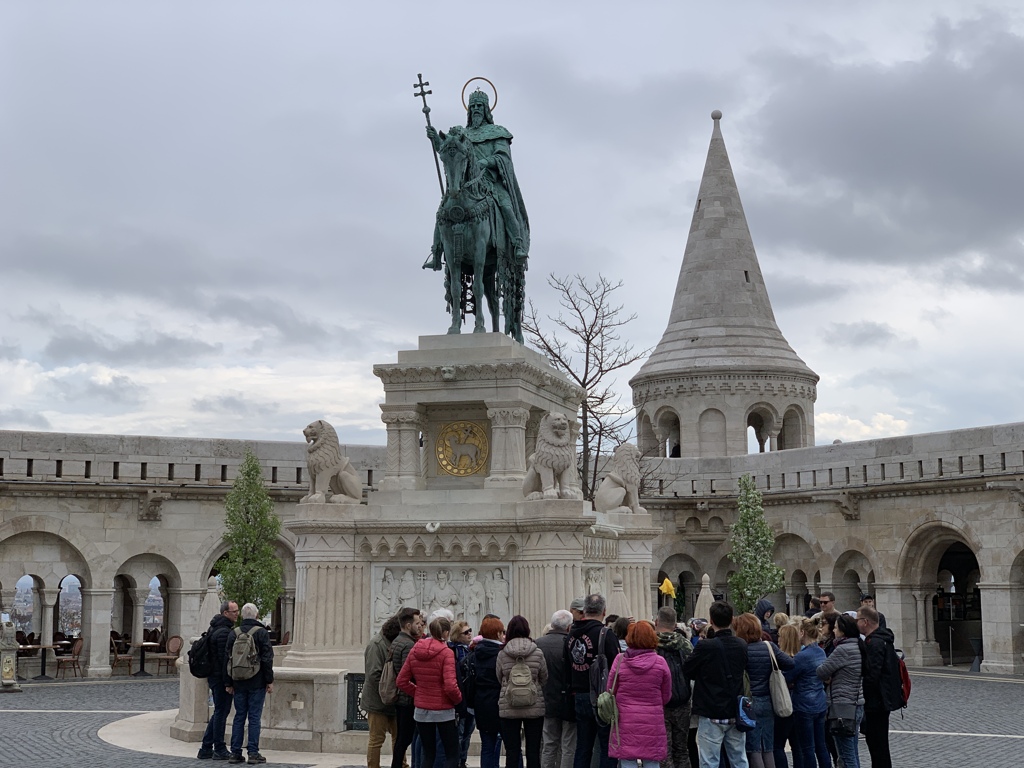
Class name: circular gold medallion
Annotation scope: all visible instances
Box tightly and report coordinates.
[436,421,489,476]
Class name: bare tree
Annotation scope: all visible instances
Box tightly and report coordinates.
[523,274,649,500]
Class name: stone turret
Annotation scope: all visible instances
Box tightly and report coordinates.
[630,110,818,458]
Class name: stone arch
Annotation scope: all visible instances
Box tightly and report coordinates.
[745,402,780,454]
[658,552,702,615]
[0,515,100,587]
[773,533,816,615]
[830,549,875,610]
[713,555,735,601]
[773,518,828,575]
[777,405,806,450]
[0,529,92,592]
[897,517,985,585]
[654,406,683,458]
[1009,546,1024,665]
[698,408,727,457]
[637,410,659,456]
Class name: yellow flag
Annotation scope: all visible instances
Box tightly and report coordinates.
[659,578,676,598]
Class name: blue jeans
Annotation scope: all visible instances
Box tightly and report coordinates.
[458,712,475,764]
[773,715,797,768]
[831,705,862,768]
[479,729,503,768]
[202,679,233,752]
[792,711,831,768]
[696,718,748,768]
[230,686,267,756]
[573,695,615,768]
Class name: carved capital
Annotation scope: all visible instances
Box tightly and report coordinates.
[985,480,1024,513]
[811,491,860,520]
[487,407,530,428]
[139,489,169,521]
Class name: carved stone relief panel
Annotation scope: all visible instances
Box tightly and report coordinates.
[371,564,513,633]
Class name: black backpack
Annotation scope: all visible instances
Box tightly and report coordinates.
[662,646,691,708]
[457,650,477,708]
[188,631,214,678]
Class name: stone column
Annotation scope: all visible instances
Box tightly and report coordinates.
[380,407,426,491]
[485,405,529,489]
[81,588,114,678]
[280,589,296,641]
[0,589,15,616]
[169,587,204,646]
[130,587,149,670]
[525,415,540,461]
[978,582,1021,674]
[37,588,59,669]
[910,588,943,666]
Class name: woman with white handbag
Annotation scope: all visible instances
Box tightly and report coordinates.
[735,613,795,768]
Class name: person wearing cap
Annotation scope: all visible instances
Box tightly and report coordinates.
[569,597,586,624]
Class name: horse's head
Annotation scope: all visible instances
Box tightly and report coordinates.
[438,126,474,196]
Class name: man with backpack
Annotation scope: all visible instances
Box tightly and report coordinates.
[568,594,619,768]
[225,603,275,765]
[197,600,239,760]
[858,605,903,768]
[363,615,402,768]
[655,606,691,768]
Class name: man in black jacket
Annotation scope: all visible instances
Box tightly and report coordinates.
[536,609,576,768]
[569,594,619,768]
[225,603,275,764]
[389,607,423,768]
[682,601,748,768]
[198,600,238,760]
[858,606,902,768]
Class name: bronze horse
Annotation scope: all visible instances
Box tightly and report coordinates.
[435,127,500,334]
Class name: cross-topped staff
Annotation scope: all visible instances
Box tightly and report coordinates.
[413,73,445,196]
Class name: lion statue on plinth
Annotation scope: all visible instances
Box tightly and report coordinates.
[593,442,646,514]
[522,412,584,501]
[300,419,362,504]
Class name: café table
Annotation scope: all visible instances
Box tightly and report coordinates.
[131,641,160,677]
[17,644,59,681]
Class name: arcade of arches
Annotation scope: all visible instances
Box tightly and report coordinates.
[0,521,297,677]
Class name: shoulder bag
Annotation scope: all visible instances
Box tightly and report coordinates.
[765,641,793,717]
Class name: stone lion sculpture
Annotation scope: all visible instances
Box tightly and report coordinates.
[300,419,362,504]
[593,442,646,514]
[522,412,584,501]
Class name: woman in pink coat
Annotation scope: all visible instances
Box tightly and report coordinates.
[607,620,672,768]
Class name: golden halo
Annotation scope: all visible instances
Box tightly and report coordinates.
[461,76,498,112]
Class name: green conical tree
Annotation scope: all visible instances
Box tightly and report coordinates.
[727,474,784,613]
[217,450,283,617]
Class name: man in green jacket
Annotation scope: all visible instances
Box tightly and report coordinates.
[362,615,402,768]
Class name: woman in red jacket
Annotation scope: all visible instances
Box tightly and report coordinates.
[396,616,463,768]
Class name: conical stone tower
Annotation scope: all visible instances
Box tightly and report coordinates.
[630,111,818,458]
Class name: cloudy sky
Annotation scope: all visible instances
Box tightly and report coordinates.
[2,1,1022,447]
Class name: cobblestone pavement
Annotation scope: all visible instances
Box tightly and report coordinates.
[1,668,1022,768]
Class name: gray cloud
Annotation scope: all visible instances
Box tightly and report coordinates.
[50,372,146,406]
[742,15,1024,283]
[0,340,21,360]
[42,325,222,366]
[0,408,51,430]
[822,321,901,348]
[193,393,281,419]
[762,273,851,310]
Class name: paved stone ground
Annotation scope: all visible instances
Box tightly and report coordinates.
[1,668,1021,767]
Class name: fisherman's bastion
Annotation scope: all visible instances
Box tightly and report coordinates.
[2,110,1022,747]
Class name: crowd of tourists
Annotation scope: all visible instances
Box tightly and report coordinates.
[360,591,906,768]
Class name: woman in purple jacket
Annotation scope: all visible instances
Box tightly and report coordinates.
[607,621,672,768]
